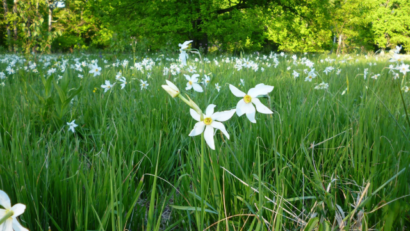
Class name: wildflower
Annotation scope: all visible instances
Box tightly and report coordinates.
[101,80,114,93]
[203,75,211,86]
[292,70,299,78]
[314,82,329,90]
[0,190,28,231]
[185,74,203,92]
[341,88,347,95]
[371,74,380,80]
[119,77,127,89]
[140,80,149,90]
[67,120,78,133]
[93,88,97,93]
[398,64,409,75]
[0,72,5,79]
[189,104,236,150]
[162,80,180,97]
[239,79,245,87]
[215,83,221,92]
[305,70,316,82]
[364,68,368,79]
[179,40,193,66]
[89,64,101,77]
[78,74,83,79]
[402,86,409,93]
[229,84,274,123]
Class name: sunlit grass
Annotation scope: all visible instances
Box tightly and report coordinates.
[0,52,409,230]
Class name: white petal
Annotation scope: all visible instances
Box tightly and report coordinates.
[229,84,246,97]
[189,122,205,136]
[184,74,191,81]
[252,98,273,114]
[166,80,179,91]
[0,190,11,209]
[212,109,236,122]
[254,83,274,94]
[12,219,29,231]
[0,208,5,217]
[246,106,256,123]
[11,204,26,218]
[205,104,216,116]
[192,83,203,92]
[212,121,230,139]
[1,219,12,231]
[191,74,200,81]
[204,126,215,150]
[236,99,247,116]
[185,83,192,90]
[190,109,201,122]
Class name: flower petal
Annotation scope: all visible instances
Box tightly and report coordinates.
[192,83,203,92]
[184,74,191,81]
[255,83,274,94]
[1,219,12,231]
[236,99,247,116]
[252,98,273,114]
[191,74,200,81]
[0,190,11,209]
[205,104,216,116]
[190,109,201,122]
[189,122,205,136]
[204,126,215,150]
[12,218,29,231]
[165,80,179,91]
[212,121,230,139]
[212,109,236,122]
[245,106,256,123]
[229,84,246,97]
[11,204,26,218]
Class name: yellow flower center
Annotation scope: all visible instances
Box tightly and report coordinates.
[203,117,212,125]
[189,81,193,85]
[244,95,252,104]
[95,69,98,72]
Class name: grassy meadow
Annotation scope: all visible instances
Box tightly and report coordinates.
[0,51,409,230]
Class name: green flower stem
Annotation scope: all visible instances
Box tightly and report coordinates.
[0,210,13,225]
[200,132,205,231]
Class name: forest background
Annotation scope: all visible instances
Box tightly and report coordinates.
[0,0,409,54]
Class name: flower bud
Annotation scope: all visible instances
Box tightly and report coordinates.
[161,80,180,98]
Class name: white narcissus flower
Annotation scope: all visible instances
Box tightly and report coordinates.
[0,190,29,231]
[215,83,221,92]
[398,64,409,75]
[162,80,180,98]
[119,77,127,89]
[229,84,274,123]
[89,64,101,77]
[101,80,114,93]
[189,104,235,150]
[185,74,203,92]
[67,120,78,133]
[140,80,149,90]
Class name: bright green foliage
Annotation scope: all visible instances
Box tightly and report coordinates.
[367,0,410,50]
[1,0,410,53]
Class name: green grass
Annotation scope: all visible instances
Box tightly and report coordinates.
[0,52,409,230]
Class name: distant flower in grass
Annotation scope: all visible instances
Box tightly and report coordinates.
[215,83,221,92]
[179,40,193,66]
[0,190,28,231]
[371,74,380,80]
[402,86,409,93]
[185,74,203,92]
[314,82,329,90]
[140,80,149,90]
[119,77,127,89]
[101,80,114,93]
[203,75,210,86]
[398,64,409,75]
[292,70,299,78]
[89,64,101,77]
[229,84,274,123]
[0,72,5,79]
[239,79,245,87]
[162,80,180,98]
[305,70,316,82]
[189,104,236,150]
[67,120,78,133]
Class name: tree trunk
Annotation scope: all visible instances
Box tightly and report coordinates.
[2,0,11,51]
[13,0,18,52]
[48,3,53,53]
[337,33,343,54]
